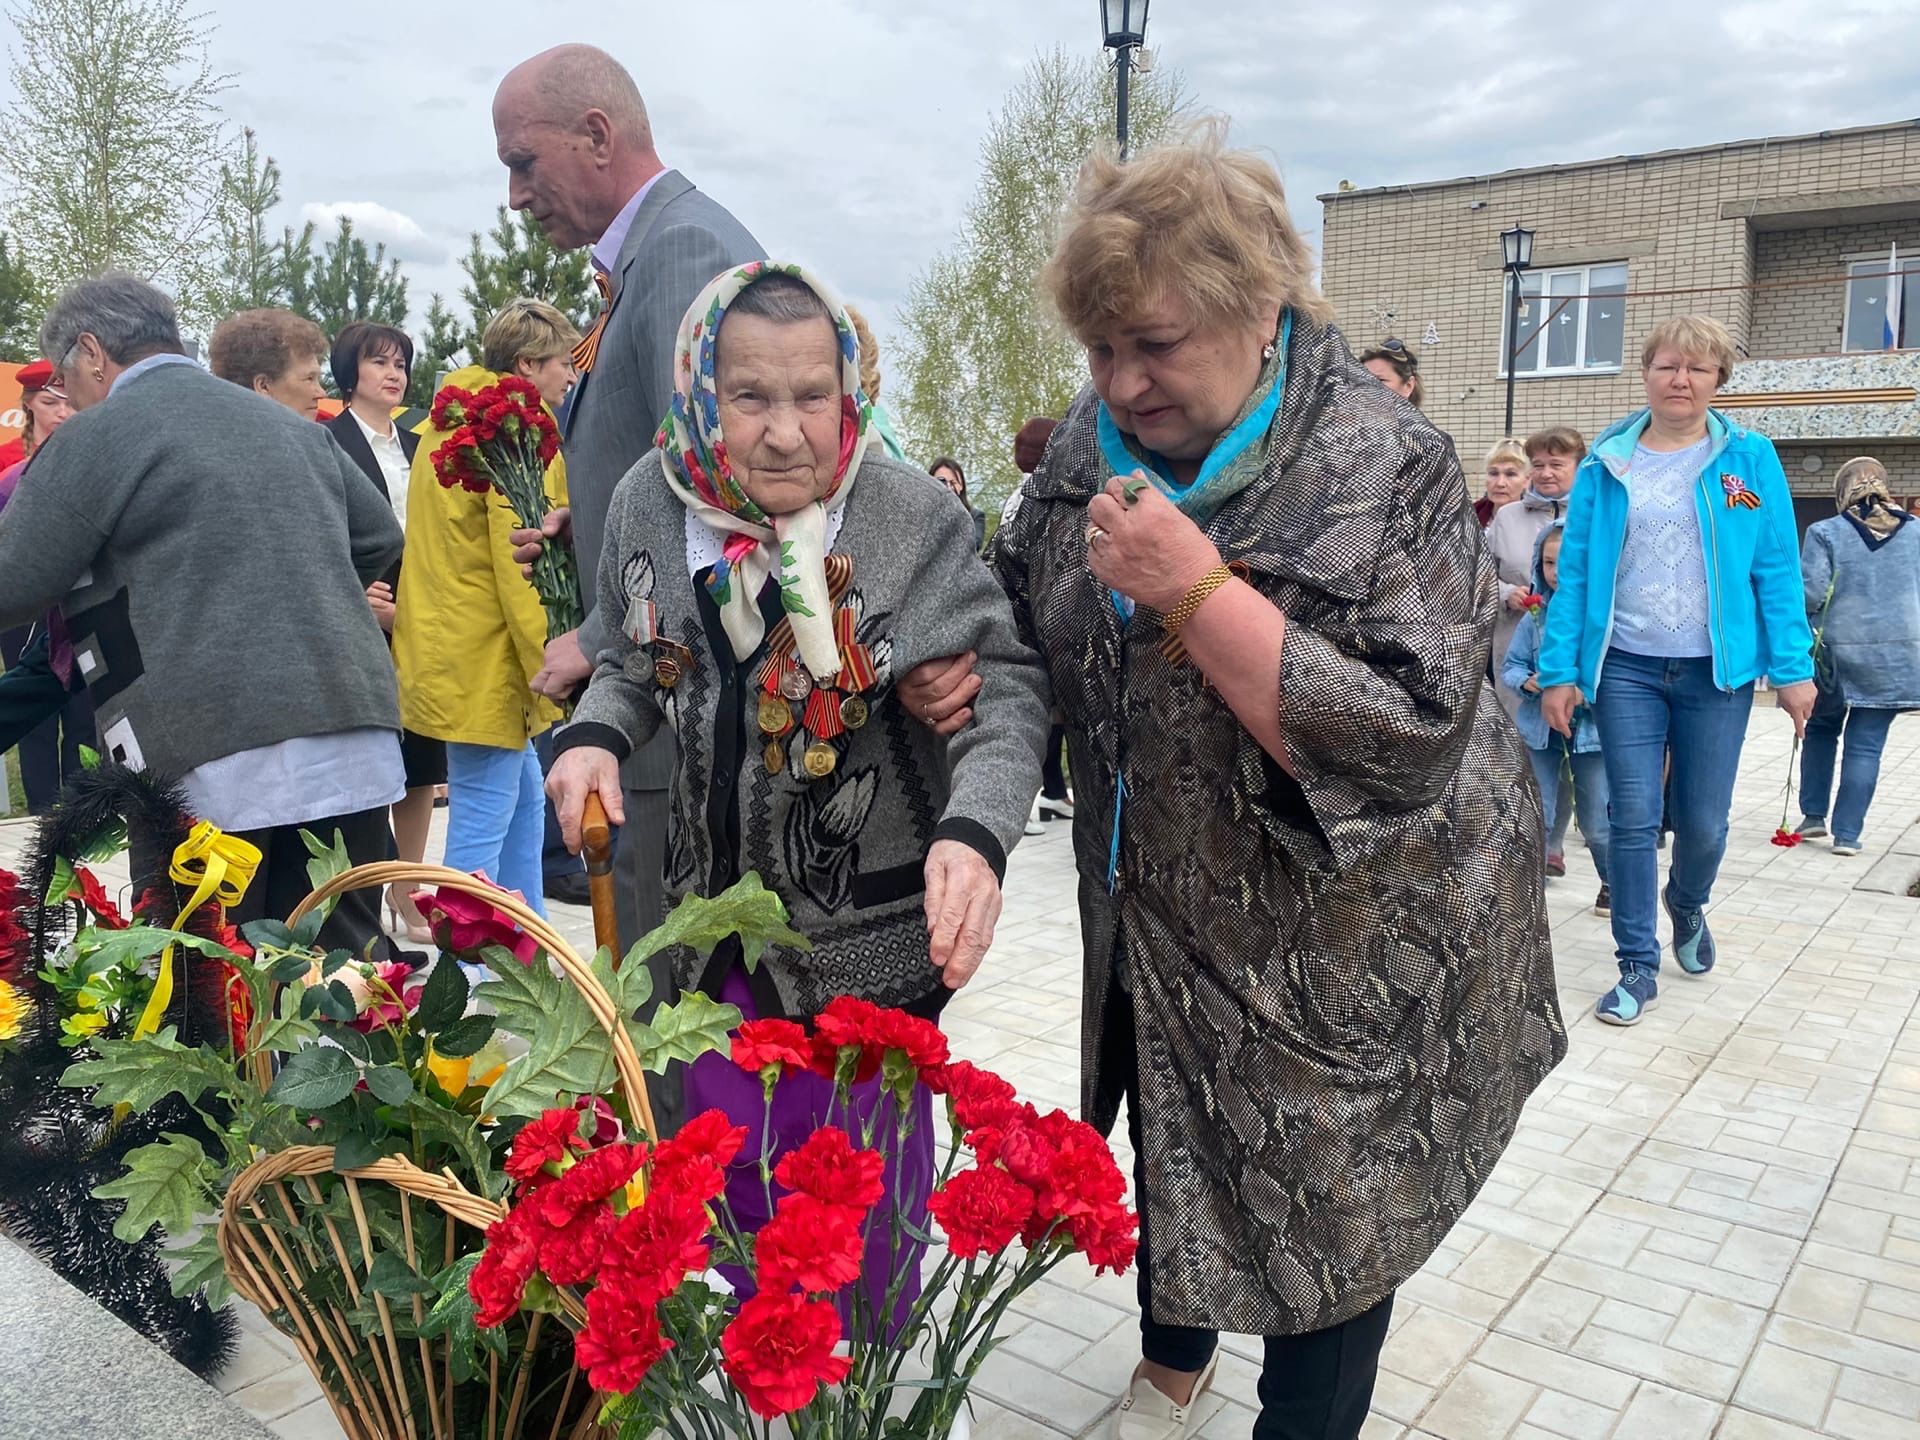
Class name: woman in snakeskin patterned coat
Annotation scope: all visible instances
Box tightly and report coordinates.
[984,131,1567,1439]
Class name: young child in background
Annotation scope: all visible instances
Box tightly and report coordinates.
[1502,520,1612,914]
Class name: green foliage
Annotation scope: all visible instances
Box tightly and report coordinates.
[634,991,743,1075]
[478,944,655,1119]
[892,47,1187,510]
[94,1132,211,1243]
[0,234,41,359]
[166,1229,230,1306]
[624,872,811,974]
[0,0,233,326]
[419,1254,506,1383]
[285,215,410,340]
[458,205,595,360]
[265,1044,360,1109]
[59,1027,234,1113]
[207,126,289,314]
[407,292,465,407]
[414,954,469,1034]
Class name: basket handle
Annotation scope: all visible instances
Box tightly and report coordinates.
[579,794,622,966]
[272,861,658,1141]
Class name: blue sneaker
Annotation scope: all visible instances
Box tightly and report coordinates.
[1663,887,1715,976]
[1596,968,1659,1025]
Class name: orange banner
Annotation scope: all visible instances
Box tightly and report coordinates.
[0,362,27,448]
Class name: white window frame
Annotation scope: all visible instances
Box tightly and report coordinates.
[1498,261,1628,379]
[1841,252,1916,352]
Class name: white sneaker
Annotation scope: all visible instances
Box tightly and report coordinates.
[1039,794,1076,821]
[1110,1354,1219,1440]
[1024,802,1045,837]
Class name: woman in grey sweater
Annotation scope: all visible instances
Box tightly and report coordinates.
[546,262,1049,1318]
[1795,457,1920,854]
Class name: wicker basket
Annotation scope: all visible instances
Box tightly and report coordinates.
[219,859,649,1440]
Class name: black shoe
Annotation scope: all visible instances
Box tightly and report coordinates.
[544,871,592,905]
[1594,884,1611,915]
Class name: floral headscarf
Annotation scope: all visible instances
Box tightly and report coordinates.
[656,261,872,679]
[1833,455,1907,548]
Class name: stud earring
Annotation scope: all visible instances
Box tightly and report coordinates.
[1261,342,1276,361]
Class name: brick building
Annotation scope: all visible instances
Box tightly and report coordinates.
[1318,119,1920,530]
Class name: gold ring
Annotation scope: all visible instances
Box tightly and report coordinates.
[1087,525,1107,546]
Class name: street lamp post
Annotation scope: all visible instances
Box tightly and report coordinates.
[1502,222,1536,436]
[1099,0,1151,158]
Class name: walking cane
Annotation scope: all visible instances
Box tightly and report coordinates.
[581,792,622,965]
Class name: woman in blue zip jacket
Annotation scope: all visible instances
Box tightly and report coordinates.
[1538,315,1816,1027]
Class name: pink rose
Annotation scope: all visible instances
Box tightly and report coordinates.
[416,884,539,966]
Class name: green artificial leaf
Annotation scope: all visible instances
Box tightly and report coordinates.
[323,1022,371,1064]
[479,945,656,1119]
[403,1099,496,1196]
[298,986,323,1020]
[430,1013,495,1059]
[365,1029,399,1066]
[300,826,352,890]
[78,926,238,972]
[414,954,469,1034]
[633,992,743,1074]
[167,1230,231,1306]
[363,1065,413,1106]
[44,855,77,906]
[331,1131,382,1171]
[266,1045,361,1110]
[315,979,359,1023]
[623,872,811,974]
[245,920,298,953]
[366,1249,438,1300]
[59,1029,236,1114]
[77,743,101,770]
[94,1133,210,1244]
[267,951,312,985]
[290,907,328,949]
[419,1254,506,1383]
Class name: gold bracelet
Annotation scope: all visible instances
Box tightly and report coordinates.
[1162,565,1234,639]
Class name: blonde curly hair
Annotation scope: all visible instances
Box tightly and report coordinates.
[847,304,882,403]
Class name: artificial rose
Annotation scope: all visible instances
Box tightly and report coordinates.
[581,1094,624,1146]
[574,1281,672,1393]
[720,1291,852,1418]
[772,1126,885,1217]
[417,885,538,965]
[651,1109,748,1203]
[753,1193,864,1296]
[601,1189,712,1304]
[346,960,424,1034]
[470,1212,541,1327]
[73,866,129,929]
[927,1164,1034,1260]
[506,1107,589,1184]
[731,1018,812,1077]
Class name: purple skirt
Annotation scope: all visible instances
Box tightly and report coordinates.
[682,968,937,1336]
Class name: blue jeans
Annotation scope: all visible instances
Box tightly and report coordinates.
[1528,742,1610,884]
[1799,690,1899,846]
[1592,651,1752,972]
[444,741,548,918]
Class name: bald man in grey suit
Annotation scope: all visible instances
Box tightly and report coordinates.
[494,45,761,966]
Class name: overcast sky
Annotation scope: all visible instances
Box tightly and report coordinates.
[12,0,1920,344]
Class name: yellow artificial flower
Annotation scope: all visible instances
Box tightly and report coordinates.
[424,1044,507,1100]
[62,1010,108,1041]
[0,978,28,1041]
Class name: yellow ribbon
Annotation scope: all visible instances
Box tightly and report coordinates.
[130,822,262,1043]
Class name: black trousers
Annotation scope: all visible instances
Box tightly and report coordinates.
[0,629,82,758]
[4,624,95,813]
[1041,723,1070,801]
[227,806,400,965]
[1113,987,1394,1440]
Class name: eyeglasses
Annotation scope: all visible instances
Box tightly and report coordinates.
[1362,339,1418,370]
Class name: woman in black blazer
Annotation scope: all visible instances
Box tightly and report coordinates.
[327,321,444,942]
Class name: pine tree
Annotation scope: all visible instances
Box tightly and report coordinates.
[458,205,594,359]
[285,215,410,339]
[891,48,1185,511]
[206,128,287,316]
[406,294,465,408]
[0,235,42,359]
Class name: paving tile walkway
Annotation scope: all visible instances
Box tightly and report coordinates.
[6,703,1919,1439]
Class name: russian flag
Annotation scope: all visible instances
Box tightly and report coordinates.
[1886,242,1903,350]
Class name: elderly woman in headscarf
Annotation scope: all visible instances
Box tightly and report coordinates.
[976,127,1562,1439]
[1793,457,1920,856]
[545,261,1050,1319]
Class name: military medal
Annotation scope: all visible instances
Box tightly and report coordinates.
[839,694,869,730]
[757,694,793,735]
[779,666,814,702]
[653,655,682,689]
[623,652,654,684]
[802,741,838,779]
[763,740,787,775]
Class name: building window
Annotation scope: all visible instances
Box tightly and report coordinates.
[1843,256,1918,351]
[1501,262,1628,377]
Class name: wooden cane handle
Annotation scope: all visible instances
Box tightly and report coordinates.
[580,792,622,966]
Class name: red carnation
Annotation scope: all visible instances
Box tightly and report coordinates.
[721,1291,852,1418]
[773,1126,885,1217]
[574,1281,672,1394]
[469,1212,541,1327]
[927,1164,1034,1260]
[1067,1198,1139,1275]
[1770,827,1804,848]
[530,1143,642,1231]
[732,1018,812,1077]
[877,1010,948,1069]
[926,1060,1019,1127]
[754,1194,864,1295]
[506,1107,589,1184]
[534,1204,617,1287]
[602,1189,712,1304]
[651,1109,748,1203]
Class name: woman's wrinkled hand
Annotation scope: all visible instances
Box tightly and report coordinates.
[530,628,592,700]
[897,652,980,736]
[546,745,625,854]
[366,581,395,633]
[1086,474,1222,613]
[510,506,571,580]
[1541,684,1584,738]
[1776,680,1817,738]
[924,840,1002,990]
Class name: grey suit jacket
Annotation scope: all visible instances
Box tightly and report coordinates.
[566,171,762,789]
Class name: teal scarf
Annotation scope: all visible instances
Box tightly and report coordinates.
[1095,311,1290,522]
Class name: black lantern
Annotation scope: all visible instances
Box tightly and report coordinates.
[1099,0,1152,158]
[1100,0,1150,47]
[1501,223,1537,433]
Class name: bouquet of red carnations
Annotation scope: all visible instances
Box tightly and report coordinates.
[429,376,581,643]
[467,997,1137,1437]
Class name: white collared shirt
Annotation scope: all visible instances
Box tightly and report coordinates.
[350,407,412,531]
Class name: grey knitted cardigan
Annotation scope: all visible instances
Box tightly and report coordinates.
[559,450,1051,1019]
[0,362,404,779]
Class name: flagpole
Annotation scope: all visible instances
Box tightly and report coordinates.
[1886,241,1901,351]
